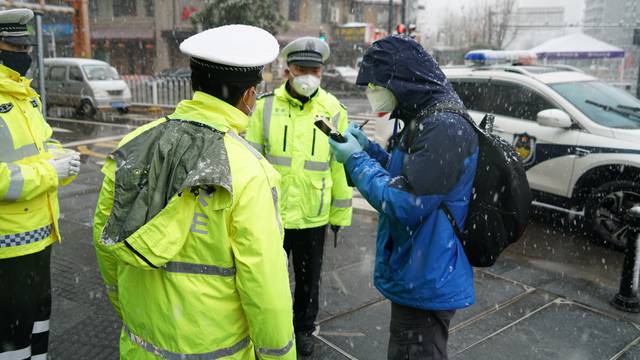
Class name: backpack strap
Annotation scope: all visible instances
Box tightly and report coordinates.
[439,203,466,241]
[414,101,474,124]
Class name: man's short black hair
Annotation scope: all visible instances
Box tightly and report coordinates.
[190,58,262,106]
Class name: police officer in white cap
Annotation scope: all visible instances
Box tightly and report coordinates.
[0,9,81,359]
[93,25,295,359]
[246,36,353,356]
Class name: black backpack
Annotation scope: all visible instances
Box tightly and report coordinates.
[411,103,532,267]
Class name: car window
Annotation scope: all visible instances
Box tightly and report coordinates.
[551,80,640,129]
[490,82,555,120]
[49,66,67,81]
[450,80,493,113]
[451,80,554,121]
[69,66,84,82]
[83,65,120,81]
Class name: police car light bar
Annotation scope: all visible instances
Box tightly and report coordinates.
[465,50,537,66]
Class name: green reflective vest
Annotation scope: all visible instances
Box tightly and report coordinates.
[93,91,295,359]
[246,83,352,229]
[0,65,71,259]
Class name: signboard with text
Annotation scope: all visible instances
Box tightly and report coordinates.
[334,23,375,44]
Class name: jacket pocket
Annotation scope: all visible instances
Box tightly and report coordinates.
[304,176,332,219]
[388,235,413,275]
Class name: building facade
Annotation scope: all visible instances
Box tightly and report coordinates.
[89,0,205,76]
[89,0,402,75]
[506,6,566,50]
[583,0,640,94]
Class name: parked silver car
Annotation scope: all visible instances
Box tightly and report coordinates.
[42,58,132,116]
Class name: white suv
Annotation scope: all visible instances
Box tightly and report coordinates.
[377,64,640,247]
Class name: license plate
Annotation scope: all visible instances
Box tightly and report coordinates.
[111,101,125,108]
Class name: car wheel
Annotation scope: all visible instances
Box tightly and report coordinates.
[585,180,640,249]
[77,99,96,118]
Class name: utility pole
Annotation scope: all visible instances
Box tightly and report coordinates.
[35,12,46,112]
[79,0,90,57]
[388,0,394,34]
[487,8,493,47]
[401,0,406,28]
[66,0,91,58]
[634,28,640,98]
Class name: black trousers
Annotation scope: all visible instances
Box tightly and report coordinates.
[283,225,326,334]
[0,246,52,360]
[388,302,455,360]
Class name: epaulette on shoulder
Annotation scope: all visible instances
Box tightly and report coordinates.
[257,91,274,100]
[339,102,348,110]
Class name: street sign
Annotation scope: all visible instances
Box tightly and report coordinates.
[334,23,375,44]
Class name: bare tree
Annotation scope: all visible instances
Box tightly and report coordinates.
[491,0,519,49]
[437,0,519,50]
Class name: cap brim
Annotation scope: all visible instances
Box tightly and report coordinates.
[288,60,323,68]
[2,36,36,46]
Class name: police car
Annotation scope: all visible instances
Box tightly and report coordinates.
[378,50,640,248]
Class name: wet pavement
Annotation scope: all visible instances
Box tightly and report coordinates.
[45,109,640,359]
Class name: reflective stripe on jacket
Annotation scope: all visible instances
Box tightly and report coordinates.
[246,83,352,229]
[93,91,295,359]
[0,64,66,259]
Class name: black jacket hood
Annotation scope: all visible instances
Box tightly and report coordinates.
[356,35,464,120]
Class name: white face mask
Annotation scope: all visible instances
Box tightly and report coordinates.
[366,85,398,113]
[291,74,321,97]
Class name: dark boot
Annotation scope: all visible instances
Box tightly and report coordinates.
[296,332,314,356]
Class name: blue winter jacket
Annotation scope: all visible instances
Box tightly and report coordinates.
[346,36,479,310]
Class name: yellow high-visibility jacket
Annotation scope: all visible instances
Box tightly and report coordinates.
[93,91,295,359]
[246,83,352,229]
[0,65,70,259]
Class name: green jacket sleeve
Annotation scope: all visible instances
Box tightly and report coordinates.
[245,99,265,154]
[0,159,58,202]
[229,169,295,359]
[329,107,353,226]
[92,159,122,318]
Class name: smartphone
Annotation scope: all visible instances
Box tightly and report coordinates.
[314,115,354,187]
[314,116,347,143]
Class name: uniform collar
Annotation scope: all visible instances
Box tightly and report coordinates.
[172,91,249,134]
[275,81,325,107]
[0,64,38,99]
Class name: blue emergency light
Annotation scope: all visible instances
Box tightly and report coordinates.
[465,50,537,66]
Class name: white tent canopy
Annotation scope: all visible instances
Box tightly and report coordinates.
[529,32,625,60]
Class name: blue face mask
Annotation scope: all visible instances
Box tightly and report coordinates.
[0,50,32,76]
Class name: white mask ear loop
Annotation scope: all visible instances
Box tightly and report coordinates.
[242,87,256,116]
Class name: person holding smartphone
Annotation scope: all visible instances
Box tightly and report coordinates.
[246,37,353,356]
[329,35,479,360]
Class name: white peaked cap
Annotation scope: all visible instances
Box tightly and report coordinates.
[180,24,279,68]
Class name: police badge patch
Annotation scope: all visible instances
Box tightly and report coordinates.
[513,133,537,166]
[31,99,39,107]
[0,103,13,113]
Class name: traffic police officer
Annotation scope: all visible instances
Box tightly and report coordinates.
[0,8,81,359]
[246,37,353,356]
[93,25,296,359]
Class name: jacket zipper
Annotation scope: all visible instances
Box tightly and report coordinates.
[283,125,288,152]
[311,128,316,156]
[317,177,326,216]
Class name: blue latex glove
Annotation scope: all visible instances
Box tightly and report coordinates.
[329,131,363,163]
[348,123,370,150]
